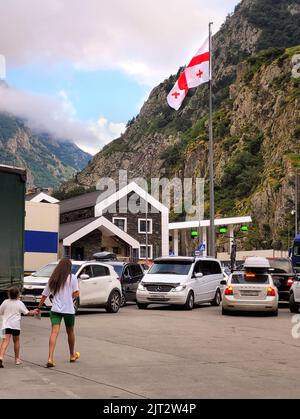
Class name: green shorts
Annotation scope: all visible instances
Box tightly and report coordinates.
[50,311,75,328]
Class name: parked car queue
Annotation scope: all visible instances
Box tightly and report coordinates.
[21,256,300,316]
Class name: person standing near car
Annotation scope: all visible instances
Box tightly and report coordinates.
[36,258,80,368]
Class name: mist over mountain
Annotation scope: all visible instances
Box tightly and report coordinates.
[0,112,92,189]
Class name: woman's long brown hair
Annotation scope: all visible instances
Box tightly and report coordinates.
[48,258,72,295]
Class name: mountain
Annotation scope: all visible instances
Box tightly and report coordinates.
[0,112,92,189]
[60,0,300,250]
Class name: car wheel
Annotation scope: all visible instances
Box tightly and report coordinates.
[184,292,194,311]
[290,293,300,313]
[137,303,148,310]
[121,293,127,307]
[222,307,230,316]
[211,289,222,307]
[271,309,278,317]
[73,297,80,315]
[106,291,121,313]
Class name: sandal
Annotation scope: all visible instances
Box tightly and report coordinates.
[0,359,3,368]
[46,360,56,368]
[70,352,80,363]
[15,359,23,366]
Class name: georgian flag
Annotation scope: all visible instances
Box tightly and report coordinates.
[167,38,210,110]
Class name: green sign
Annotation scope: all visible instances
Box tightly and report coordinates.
[191,230,199,238]
[240,226,249,232]
[219,227,228,234]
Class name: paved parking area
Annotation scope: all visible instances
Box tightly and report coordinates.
[1,304,300,399]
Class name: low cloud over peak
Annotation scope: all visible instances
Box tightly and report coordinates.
[0,84,126,155]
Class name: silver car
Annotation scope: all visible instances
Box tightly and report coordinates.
[222,271,279,316]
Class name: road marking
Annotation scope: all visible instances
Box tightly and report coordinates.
[6,357,80,399]
[9,356,147,399]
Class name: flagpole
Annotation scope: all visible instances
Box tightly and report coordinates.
[208,22,216,257]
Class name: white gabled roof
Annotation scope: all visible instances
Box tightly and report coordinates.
[30,192,59,204]
[169,216,252,230]
[95,182,169,217]
[63,216,140,249]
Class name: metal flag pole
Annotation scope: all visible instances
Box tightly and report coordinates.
[208,22,216,257]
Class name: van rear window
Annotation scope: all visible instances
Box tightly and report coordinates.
[231,274,270,285]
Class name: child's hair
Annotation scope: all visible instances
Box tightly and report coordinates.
[8,287,20,300]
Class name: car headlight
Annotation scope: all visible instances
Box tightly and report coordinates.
[138,283,146,291]
[172,285,187,292]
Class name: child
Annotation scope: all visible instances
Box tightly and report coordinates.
[0,287,38,368]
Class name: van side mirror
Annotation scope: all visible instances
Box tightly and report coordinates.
[80,274,90,280]
[220,280,227,286]
[195,272,203,279]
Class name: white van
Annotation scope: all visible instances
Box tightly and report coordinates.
[136,257,224,310]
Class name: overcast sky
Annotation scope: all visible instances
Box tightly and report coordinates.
[0,0,239,154]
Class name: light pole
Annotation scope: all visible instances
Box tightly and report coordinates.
[295,170,299,236]
[208,22,215,258]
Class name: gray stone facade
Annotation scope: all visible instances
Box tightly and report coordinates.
[60,191,164,260]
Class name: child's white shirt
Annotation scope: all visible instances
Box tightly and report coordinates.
[0,299,29,330]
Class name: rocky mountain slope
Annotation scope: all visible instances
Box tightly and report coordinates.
[0,112,92,189]
[60,0,300,249]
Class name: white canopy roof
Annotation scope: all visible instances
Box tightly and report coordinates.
[169,216,252,230]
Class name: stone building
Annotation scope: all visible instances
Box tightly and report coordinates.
[59,182,169,261]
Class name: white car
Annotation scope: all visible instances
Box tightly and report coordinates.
[222,257,279,316]
[136,257,224,310]
[289,275,300,313]
[21,261,122,313]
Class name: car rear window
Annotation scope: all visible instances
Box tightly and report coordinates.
[231,274,270,285]
[268,259,293,274]
[109,264,123,277]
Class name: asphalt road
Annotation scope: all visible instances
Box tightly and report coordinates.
[1,303,300,399]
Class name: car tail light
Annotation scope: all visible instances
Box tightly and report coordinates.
[246,273,256,278]
[288,278,294,286]
[225,287,233,296]
[267,287,276,297]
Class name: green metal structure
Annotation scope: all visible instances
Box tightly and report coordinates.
[0,165,26,303]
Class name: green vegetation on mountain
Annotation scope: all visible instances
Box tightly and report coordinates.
[241,0,300,50]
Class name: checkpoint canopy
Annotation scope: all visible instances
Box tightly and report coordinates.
[169,216,252,256]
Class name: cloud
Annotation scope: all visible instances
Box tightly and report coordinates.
[0,0,238,86]
[0,84,125,154]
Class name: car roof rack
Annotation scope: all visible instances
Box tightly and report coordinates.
[93,252,117,261]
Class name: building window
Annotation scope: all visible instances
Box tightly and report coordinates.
[138,219,153,234]
[113,217,127,232]
[139,245,153,260]
[112,247,120,255]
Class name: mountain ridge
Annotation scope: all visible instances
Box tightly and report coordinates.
[0,112,92,189]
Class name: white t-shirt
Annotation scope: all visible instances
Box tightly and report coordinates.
[0,299,29,330]
[43,274,79,315]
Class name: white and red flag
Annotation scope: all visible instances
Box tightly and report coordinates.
[167,37,210,110]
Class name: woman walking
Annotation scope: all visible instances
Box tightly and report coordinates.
[36,258,80,368]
